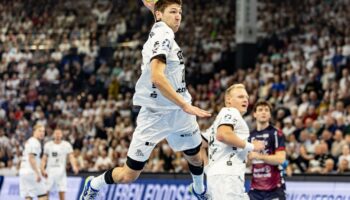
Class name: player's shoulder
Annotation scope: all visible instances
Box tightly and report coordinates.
[62,140,73,148]
[151,21,174,37]
[27,137,40,145]
[220,107,240,116]
[43,141,53,149]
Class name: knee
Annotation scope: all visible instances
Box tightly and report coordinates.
[186,156,202,166]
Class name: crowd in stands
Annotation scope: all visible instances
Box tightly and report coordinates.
[1,0,350,176]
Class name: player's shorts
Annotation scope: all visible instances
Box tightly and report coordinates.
[46,169,67,192]
[207,174,249,200]
[127,107,202,162]
[19,172,47,198]
[249,186,286,200]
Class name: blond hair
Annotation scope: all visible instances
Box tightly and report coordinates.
[225,84,246,96]
[33,124,45,131]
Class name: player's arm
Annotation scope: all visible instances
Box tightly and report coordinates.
[69,153,79,174]
[216,125,264,151]
[249,150,286,165]
[151,59,210,117]
[40,154,48,178]
[29,153,41,181]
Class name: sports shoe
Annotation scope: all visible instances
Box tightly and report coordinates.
[189,183,211,200]
[79,176,99,200]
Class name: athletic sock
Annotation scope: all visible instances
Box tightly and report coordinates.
[188,163,205,194]
[191,173,205,194]
[91,168,115,190]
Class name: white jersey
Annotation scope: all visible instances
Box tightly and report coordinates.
[19,137,42,174]
[133,21,192,109]
[44,140,73,173]
[203,107,250,176]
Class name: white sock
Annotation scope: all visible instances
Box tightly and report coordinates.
[191,173,205,194]
[91,172,107,190]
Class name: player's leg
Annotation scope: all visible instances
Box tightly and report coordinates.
[80,107,167,200]
[37,175,49,200]
[58,173,68,200]
[46,171,55,198]
[20,173,41,200]
[166,109,208,199]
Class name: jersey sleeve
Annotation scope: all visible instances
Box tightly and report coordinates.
[149,24,174,60]
[43,142,49,155]
[65,142,73,154]
[26,139,40,155]
[217,107,240,129]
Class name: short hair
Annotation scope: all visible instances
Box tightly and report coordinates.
[225,83,245,97]
[154,0,182,13]
[33,124,44,131]
[253,100,272,113]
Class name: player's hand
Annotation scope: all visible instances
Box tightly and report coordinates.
[73,166,79,175]
[142,0,156,13]
[36,174,41,182]
[252,140,265,151]
[182,104,211,118]
[248,152,261,160]
[41,170,48,178]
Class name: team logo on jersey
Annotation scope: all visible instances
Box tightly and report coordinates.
[224,114,232,120]
[152,41,160,54]
[161,39,171,51]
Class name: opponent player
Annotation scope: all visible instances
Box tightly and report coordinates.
[19,124,48,200]
[248,100,287,200]
[80,0,211,199]
[202,84,265,199]
[41,128,79,200]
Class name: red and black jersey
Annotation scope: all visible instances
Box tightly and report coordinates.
[249,125,286,191]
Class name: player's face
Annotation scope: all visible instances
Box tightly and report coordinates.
[53,130,63,141]
[227,88,249,114]
[157,4,182,32]
[35,127,45,140]
[253,105,271,123]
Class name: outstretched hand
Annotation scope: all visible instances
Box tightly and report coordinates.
[182,104,211,118]
[142,0,157,13]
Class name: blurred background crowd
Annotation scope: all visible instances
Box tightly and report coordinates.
[1,0,350,176]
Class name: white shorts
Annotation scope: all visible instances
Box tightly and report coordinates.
[46,169,67,192]
[127,107,202,162]
[207,174,249,200]
[19,172,47,198]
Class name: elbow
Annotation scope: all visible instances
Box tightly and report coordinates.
[151,74,163,88]
[216,133,225,143]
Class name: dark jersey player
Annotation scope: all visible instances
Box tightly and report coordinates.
[248,101,287,200]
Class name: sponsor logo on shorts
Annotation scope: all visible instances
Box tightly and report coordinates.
[135,149,144,157]
[180,129,199,137]
[145,142,156,146]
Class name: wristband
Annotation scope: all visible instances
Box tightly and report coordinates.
[244,142,254,152]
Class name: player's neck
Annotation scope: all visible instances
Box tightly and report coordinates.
[257,122,269,131]
[54,140,61,144]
